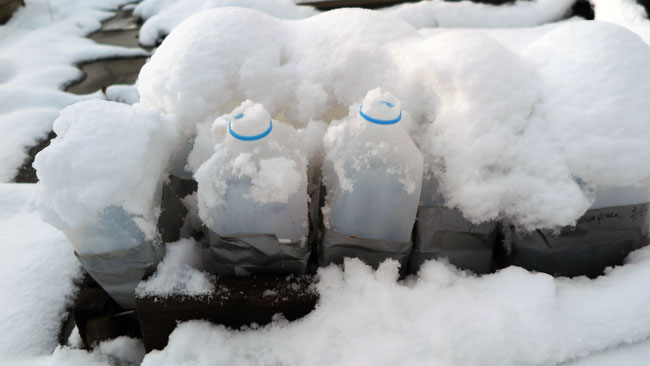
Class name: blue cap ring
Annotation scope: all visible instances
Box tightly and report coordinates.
[228,119,273,141]
[359,104,402,125]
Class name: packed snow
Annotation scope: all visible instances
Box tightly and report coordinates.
[0,0,148,182]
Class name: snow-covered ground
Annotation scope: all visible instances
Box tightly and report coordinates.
[2,0,650,365]
[0,0,147,182]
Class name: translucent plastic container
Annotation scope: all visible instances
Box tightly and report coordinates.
[323,88,423,243]
[197,101,309,244]
[64,182,162,256]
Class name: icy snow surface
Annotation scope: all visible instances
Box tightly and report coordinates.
[0,0,148,182]
[137,238,215,297]
[0,184,82,359]
[141,254,650,366]
[140,7,650,229]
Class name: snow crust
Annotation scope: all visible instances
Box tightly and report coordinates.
[34,100,178,253]
[141,250,650,366]
[0,0,148,182]
[136,238,215,297]
[139,7,650,229]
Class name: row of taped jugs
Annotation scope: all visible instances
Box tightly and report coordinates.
[70,88,650,310]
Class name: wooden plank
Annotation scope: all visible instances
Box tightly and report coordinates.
[136,275,317,351]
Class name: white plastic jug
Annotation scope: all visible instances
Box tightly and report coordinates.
[323,88,424,243]
[195,101,309,243]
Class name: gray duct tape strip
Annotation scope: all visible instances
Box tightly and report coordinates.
[318,227,412,270]
[508,202,649,277]
[409,205,497,274]
[76,241,164,310]
[516,203,649,248]
[206,231,311,276]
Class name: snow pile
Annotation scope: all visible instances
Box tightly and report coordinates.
[523,22,650,188]
[592,0,650,45]
[141,249,650,366]
[34,100,178,253]
[0,0,147,182]
[0,184,82,359]
[139,8,650,229]
[137,238,215,297]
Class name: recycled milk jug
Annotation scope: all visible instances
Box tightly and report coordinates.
[320,88,423,269]
[504,185,650,277]
[195,101,310,275]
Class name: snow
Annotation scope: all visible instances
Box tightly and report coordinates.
[140,250,650,366]
[136,238,215,297]
[34,100,178,254]
[384,0,576,28]
[3,0,650,365]
[134,0,577,47]
[104,84,140,105]
[0,183,82,359]
[0,0,148,182]
[592,0,650,45]
[135,0,317,46]
[139,7,650,229]
[565,339,650,366]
